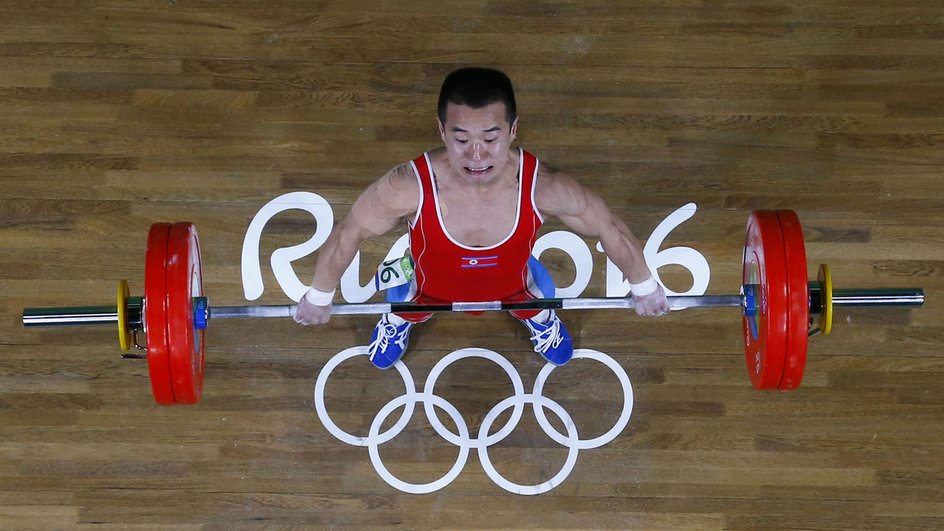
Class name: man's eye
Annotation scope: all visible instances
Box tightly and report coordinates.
[485,138,497,143]
[455,138,468,144]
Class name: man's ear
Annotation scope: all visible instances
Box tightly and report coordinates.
[510,117,519,140]
[438,119,446,140]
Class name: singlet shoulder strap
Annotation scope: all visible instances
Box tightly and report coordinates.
[520,149,543,223]
[408,152,433,227]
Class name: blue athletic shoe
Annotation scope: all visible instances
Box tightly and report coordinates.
[367,314,414,369]
[521,310,573,365]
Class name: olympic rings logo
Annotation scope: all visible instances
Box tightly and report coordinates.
[314,346,634,495]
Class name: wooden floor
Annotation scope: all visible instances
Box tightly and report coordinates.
[2,1,943,528]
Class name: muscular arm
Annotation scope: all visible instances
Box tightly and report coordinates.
[295,164,419,324]
[535,167,652,284]
[310,164,419,290]
[535,165,669,316]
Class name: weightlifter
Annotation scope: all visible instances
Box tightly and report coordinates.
[294,67,669,369]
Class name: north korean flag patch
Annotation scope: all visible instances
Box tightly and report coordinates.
[461,255,499,269]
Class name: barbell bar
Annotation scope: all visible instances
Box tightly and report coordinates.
[22,289,924,326]
[20,210,925,405]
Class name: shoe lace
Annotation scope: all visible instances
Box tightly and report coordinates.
[526,317,564,354]
[368,319,409,360]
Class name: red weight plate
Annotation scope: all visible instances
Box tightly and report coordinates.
[144,223,176,405]
[742,211,789,390]
[165,222,206,405]
[775,210,809,390]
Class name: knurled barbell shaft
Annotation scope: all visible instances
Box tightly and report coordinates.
[209,294,744,319]
[21,287,925,328]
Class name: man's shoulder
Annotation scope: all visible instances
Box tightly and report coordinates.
[534,160,573,191]
[534,162,587,217]
[383,162,421,194]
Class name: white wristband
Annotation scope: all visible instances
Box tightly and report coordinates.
[304,286,336,306]
[629,277,659,297]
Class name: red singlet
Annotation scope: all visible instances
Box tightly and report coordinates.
[407,148,543,303]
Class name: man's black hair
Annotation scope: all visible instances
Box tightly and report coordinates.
[437,67,517,126]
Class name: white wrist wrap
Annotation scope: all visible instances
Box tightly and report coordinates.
[629,277,659,297]
[304,286,336,306]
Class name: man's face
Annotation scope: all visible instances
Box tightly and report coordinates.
[438,101,518,184]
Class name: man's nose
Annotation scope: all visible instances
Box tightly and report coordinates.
[469,142,484,160]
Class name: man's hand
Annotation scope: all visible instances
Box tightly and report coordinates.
[293,295,333,325]
[632,283,670,317]
[629,277,670,317]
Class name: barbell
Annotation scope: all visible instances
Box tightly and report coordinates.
[21,210,924,405]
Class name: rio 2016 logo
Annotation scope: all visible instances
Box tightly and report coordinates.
[240,192,710,303]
